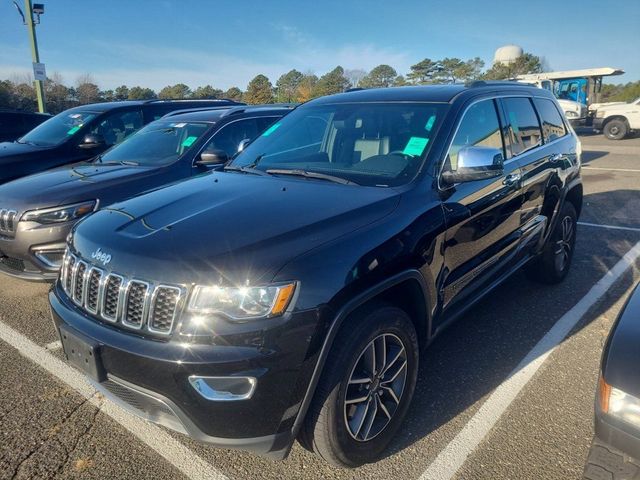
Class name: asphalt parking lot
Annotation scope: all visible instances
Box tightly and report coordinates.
[1,132,639,480]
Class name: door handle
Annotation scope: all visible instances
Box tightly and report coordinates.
[549,153,562,163]
[503,173,521,186]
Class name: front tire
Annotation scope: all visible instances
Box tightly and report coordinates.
[527,201,577,284]
[604,119,628,140]
[299,303,419,468]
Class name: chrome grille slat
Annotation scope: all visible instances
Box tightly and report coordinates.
[59,253,182,335]
[149,286,182,335]
[0,209,17,234]
[85,267,103,314]
[72,261,88,305]
[123,281,150,329]
[100,274,124,322]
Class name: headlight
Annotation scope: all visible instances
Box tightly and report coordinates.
[599,375,640,427]
[565,111,578,118]
[22,200,97,225]
[188,283,296,320]
[595,110,606,118]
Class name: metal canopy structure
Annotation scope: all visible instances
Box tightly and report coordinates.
[517,67,625,81]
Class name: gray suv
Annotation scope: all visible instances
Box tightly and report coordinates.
[0,105,291,281]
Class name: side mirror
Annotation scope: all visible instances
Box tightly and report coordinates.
[441,146,504,185]
[195,148,229,167]
[79,134,106,150]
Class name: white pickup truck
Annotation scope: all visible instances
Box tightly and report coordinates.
[592,97,640,140]
[516,79,587,125]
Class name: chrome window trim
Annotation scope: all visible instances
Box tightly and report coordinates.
[122,280,152,330]
[437,95,514,191]
[85,267,104,315]
[100,273,124,323]
[148,285,184,335]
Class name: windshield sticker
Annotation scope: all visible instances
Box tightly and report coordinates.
[70,113,82,119]
[262,122,281,137]
[181,136,198,147]
[425,115,436,131]
[402,137,429,156]
[66,125,81,135]
[174,122,187,128]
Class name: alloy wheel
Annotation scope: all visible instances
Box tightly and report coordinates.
[554,215,574,272]
[343,333,408,442]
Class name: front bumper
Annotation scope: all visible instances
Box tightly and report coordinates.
[0,220,72,281]
[595,402,640,461]
[49,283,321,459]
[592,117,605,131]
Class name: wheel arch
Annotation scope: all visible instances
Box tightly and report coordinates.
[603,115,630,129]
[291,269,433,438]
[564,181,583,218]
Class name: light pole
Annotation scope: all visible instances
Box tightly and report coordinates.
[13,0,46,113]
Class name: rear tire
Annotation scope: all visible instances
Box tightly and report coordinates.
[299,303,419,468]
[604,119,628,140]
[526,201,577,284]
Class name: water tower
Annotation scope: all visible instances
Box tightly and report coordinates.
[493,45,523,65]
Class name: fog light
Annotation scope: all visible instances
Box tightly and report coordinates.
[33,248,66,268]
[188,375,256,401]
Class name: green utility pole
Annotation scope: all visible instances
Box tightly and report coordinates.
[23,0,46,113]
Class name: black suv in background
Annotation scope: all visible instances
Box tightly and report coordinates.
[0,109,51,142]
[50,83,582,467]
[0,99,242,184]
[0,105,290,280]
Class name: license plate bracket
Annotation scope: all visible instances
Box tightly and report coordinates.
[59,325,106,382]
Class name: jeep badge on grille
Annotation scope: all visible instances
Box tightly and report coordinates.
[91,248,112,266]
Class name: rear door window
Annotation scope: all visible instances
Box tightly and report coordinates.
[533,98,566,143]
[501,97,543,158]
[204,118,262,158]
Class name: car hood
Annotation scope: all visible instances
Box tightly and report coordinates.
[71,171,401,285]
[0,162,161,213]
[0,141,53,164]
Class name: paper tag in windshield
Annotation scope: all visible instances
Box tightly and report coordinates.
[425,115,436,132]
[173,123,186,128]
[181,136,197,147]
[67,126,81,135]
[262,122,281,137]
[402,137,429,156]
[70,113,82,119]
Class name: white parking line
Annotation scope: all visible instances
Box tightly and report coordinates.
[0,321,228,480]
[578,222,640,233]
[583,166,640,173]
[44,340,62,351]
[420,241,640,480]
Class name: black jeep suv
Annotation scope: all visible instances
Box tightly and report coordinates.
[49,83,582,467]
[0,105,290,281]
[0,99,241,184]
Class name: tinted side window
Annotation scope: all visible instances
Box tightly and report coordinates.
[502,97,542,157]
[533,98,566,142]
[205,118,261,157]
[89,110,144,146]
[447,99,503,171]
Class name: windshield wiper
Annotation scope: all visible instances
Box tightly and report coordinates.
[223,154,270,176]
[265,169,357,185]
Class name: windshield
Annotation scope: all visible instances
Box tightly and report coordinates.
[19,110,97,147]
[230,102,447,187]
[97,120,211,166]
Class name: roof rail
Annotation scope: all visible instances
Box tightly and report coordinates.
[220,103,297,118]
[142,98,244,104]
[161,106,238,118]
[466,80,533,88]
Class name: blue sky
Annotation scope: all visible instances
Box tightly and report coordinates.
[1,0,639,91]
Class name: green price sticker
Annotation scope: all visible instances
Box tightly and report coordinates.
[66,126,81,135]
[425,115,436,132]
[402,137,429,156]
[181,136,198,147]
[262,122,281,137]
